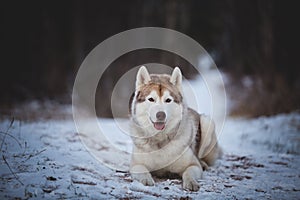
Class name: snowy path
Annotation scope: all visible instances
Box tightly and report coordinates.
[0,112,299,199]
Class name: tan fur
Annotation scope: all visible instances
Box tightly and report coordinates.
[130,66,222,191]
[136,75,182,103]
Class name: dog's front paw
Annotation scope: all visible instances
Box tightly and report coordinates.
[183,178,200,191]
[182,165,202,191]
[132,172,155,186]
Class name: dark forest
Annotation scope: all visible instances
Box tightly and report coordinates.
[1,0,299,117]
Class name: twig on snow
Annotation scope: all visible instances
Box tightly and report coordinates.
[2,155,24,185]
[23,148,47,162]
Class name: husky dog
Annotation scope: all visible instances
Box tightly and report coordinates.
[129,66,222,191]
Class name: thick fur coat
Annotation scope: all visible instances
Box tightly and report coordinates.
[129,66,222,191]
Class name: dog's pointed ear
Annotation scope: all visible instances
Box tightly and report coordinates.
[136,66,151,88]
[170,67,182,91]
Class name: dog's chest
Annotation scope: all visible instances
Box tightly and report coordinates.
[135,132,175,151]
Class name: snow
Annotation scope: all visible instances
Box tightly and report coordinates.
[1,71,300,199]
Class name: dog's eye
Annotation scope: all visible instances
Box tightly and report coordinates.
[148,97,155,102]
[165,98,172,103]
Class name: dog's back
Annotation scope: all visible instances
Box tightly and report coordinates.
[188,108,222,169]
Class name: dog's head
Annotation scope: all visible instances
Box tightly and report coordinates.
[130,66,184,133]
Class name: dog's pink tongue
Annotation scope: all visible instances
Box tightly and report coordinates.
[154,122,165,130]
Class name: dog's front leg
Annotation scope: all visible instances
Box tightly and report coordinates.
[182,165,202,191]
[130,164,155,186]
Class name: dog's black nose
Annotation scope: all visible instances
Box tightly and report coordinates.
[156,111,166,121]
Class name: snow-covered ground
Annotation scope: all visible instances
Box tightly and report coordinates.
[1,72,300,199]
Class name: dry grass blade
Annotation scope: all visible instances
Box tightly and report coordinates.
[0,131,22,148]
[0,117,15,151]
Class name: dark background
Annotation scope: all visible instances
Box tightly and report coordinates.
[1,0,299,117]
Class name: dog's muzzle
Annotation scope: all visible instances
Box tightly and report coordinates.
[152,111,166,130]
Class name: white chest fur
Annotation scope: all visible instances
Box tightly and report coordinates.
[130,117,198,173]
